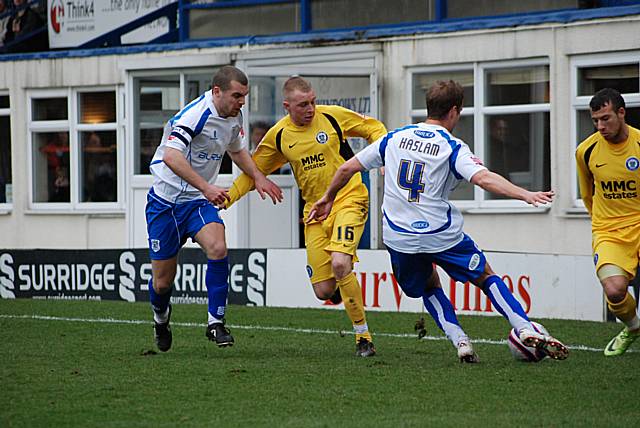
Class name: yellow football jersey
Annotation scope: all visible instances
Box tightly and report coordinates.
[227,105,387,217]
[575,125,640,232]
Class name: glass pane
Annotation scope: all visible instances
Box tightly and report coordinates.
[32,98,68,121]
[33,132,70,203]
[0,96,9,108]
[186,72,214,104]
[138,127,163,175]
[486,66,549,106]
[448,0,578,18]
[80,131,117,202]
[413,71,474,110]
[578,64,639,96]
[135,76,179,174]
[0,116,11,203]
[79,92,116,124]
[312,0,433,30]
[190,3,296,39]
[449,115,475,200]
[485,112,550,200]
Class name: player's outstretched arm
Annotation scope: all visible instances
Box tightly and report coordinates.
[306,156,365,222]
[470,169,555,207]
[228,149,283,204]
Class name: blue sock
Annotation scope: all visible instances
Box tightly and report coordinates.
[149,278,171,314]
[206,257,229,322]
[482,275,532,332]
[423,287,467,346]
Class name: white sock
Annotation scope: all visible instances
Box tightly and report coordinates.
[153,307,170,324]
[208,313,223,325]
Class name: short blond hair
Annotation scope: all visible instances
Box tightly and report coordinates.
[283,76,313,100]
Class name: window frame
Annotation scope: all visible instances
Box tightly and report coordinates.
[0,90,11,212]
[407,57,551,212]
[27,86,123,212]
[570,51,640,211]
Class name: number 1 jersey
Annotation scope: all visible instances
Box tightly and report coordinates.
[356,123,486,253]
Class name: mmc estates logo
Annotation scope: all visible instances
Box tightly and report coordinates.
[50,0,95,34]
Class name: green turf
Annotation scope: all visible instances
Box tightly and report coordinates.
[1,299,638,427]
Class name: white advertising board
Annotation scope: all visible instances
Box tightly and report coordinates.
[266,249,605,321]
[48,0,173,49]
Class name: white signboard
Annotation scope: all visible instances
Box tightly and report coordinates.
[48,0,174,49]
[266,249,605,322]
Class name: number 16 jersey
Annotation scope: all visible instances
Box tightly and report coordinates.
[356,123,486,254]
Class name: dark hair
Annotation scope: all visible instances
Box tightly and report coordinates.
[589,88,626,112]
[211,65,248,91]
[426,80,464,120]
[251,121,271,132]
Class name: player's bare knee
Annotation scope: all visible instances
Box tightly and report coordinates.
[331,260,352,280]
[313,281,336,300]
[603,280,629,303]
[203,241,227,260]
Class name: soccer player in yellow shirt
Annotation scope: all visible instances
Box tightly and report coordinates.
[575,88,640,356]
[226,76,387,356]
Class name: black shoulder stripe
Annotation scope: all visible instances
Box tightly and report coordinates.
[322,112,354,161]
[583,140,598,171]
[176,125,195,138]
[275,128,284,153]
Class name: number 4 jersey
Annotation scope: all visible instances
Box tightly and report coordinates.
[357,123,486,254]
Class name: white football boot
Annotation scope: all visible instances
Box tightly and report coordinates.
[519,328,569,360]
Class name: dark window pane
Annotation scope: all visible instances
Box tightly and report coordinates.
[33,98,68,121]
[486,66,549,106]
[79,92,116,124]
[578,64,639,96]
[312,0,433,30]
[190,3,296,39]
[413,71,474,110]
[485,112,550,199]
[449,115,475,200]
[135,76,179,174]
[448,0,579,18]
[33,132,70,202]
[0,96,9,108]
[138,128,162,175]
[80,131,117,202]
[0,116,11,203]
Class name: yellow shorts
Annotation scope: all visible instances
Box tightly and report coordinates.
[593,222,640,279]
[304,199,368,284]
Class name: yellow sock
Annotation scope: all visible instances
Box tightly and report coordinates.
[337,273,372,342]
[607,293,640,328]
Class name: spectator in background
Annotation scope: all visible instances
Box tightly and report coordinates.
[0,0,11,46]
[40,132,69,202]
[83,132,117,202]
[5,0,47,52]
[249,121,271,153]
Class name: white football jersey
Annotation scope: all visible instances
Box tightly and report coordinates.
[356,123,486,253]
[150,90,245,203]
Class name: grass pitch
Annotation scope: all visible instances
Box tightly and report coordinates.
[1,299,638,427]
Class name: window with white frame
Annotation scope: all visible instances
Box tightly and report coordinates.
[572,54,640,207]
[29,88,120,209]
[0,93,11,206]
[132,69,234,176]
[410,59,551,207]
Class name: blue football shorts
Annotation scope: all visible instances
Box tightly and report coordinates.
[386,234,487,298]
[146,189,223,260]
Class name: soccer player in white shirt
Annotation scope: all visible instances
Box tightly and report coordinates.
[308,80,569,362]
[146,66,283,352]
